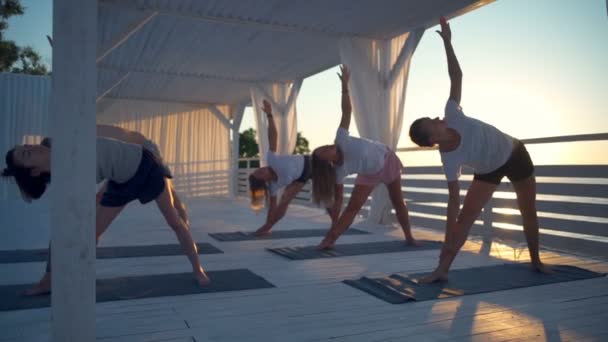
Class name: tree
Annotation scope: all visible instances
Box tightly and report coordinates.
[293,132,310,155]
[0,0,48,74]
[239,128,310,157]
[239,128,259,158]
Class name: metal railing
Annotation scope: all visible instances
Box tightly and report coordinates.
[236,133,608,258]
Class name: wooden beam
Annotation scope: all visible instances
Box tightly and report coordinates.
[96,71,130,103]
[51,0,96,340]
[98,64,274,84]
[207,105,232,130]
[96,10,157,63]
[386,28,424,88]
[99,0,378,40]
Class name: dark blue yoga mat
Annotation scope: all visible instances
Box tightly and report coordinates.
[343,263,605,304]
[0,242,223,264]
[0,268,275,311]
[209,228,369,242]
[267,240,442,260]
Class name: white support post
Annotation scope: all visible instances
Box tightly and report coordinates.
[51,0,96,341]
[230,104,246,197]
[207,105,232,130]
[385,28,424,88]
[253,83,284,113]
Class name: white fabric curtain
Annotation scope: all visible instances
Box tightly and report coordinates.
[339,28,424,223]
[249,80,302,165]
[97,99,231,198]
[0,73,51,200]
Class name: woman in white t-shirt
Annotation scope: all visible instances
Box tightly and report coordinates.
[248,100,327,236]
[408,17,550,283]
[2,135,210,295]
[311,65,418,250]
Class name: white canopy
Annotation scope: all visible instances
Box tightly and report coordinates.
[96,0,493,107]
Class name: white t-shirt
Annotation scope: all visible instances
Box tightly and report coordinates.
[266,151,305,195]
[96,137,143,184]
[334,128,388,184]
[440,100,514,181]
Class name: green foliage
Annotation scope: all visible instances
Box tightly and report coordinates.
[293,132,310,155]
[239,128,311,157]
[0,0,49,75]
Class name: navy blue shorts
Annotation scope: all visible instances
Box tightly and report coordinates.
[100,149,167,207]
[295,155,312,184]
[473,140,535,185]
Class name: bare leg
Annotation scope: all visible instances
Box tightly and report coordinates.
[512,175,551,273]
[168,180,189,226]
[385,178,417,245]
[155,178,210,286]
[25,204,124,296]
[421,180,497,283]
[255,182,304,236]
[317,184,374,249]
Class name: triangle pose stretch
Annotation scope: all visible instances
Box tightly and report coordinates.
[408,17,551,282]
[2,125,210,295]
[248,100,337,236]
[310,65,418,250]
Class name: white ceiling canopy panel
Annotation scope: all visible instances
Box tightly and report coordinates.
[96,0,494,106]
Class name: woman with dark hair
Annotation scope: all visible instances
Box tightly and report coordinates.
[3,132,210,295]
[248,100,336,235]
[408,17,550,283]
[311,65,417,250]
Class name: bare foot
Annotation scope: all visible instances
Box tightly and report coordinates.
[24,273,51,296]
[418,270,448,284]
[532,262,553,274]
[405,238,419,246]
[316,237,335,250]
[195,269,211,286]
[254,227,272,236]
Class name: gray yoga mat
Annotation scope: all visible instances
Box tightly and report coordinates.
[0,268,275,311]
[267,240,443,260]
[343,263,605,304]
[209,228,369,242]
[0,242,223,264]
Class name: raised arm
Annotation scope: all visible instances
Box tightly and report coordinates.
[437,17,462,104]
[263,100,277,152]
[337,65,352,130]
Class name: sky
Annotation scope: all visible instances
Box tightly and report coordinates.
[5,0,608,166]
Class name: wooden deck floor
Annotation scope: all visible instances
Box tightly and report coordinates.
[1,197,607,342]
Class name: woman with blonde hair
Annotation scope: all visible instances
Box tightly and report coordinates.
[248,100,337,235]
[312,65,417,249]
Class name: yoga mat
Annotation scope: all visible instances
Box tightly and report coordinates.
[0,268,274,311]
[0,242,223,264]
[267,240,442,260]
[343,263,605,304]
[209,228,369,242]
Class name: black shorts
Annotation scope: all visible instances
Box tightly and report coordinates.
[100,149,167,207]
[295,155,312,184]
[473,140,534,185]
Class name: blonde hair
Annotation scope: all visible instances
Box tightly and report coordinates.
[248,173,268,212]
[311,149,337,207]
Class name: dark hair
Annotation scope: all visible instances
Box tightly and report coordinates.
[409,118,433,147]
[2,148,51,202]
[311,148,337,207]
[41,137,52,148]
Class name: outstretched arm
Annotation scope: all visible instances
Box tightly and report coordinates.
[437,17,462,104]
[337,65,352,130]
[263,100,278,152]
